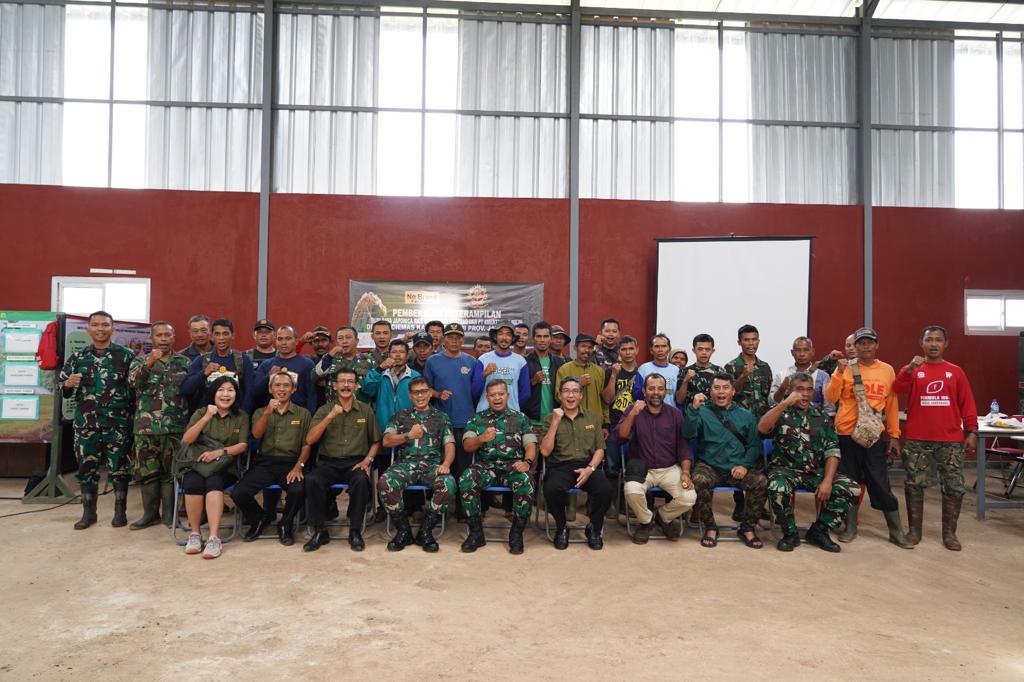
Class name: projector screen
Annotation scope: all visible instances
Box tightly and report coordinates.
[656,237,812,381]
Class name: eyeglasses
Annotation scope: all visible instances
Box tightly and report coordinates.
[410,389,432,396]
[560,388,582,395]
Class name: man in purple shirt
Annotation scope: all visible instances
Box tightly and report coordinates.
[617,372,696,544]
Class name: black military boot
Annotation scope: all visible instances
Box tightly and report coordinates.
[160,481,176,527]
[387,512,415,552]
[461,516,486,553]
[417,511,442,553]
[111,480,129,527]
[905,486,924,546]
[941,495,963,551]
[805,521,841,553]
[74,482,98,530]
[776,533,801,552]
[508,517,526,555]
[129,480,161,530]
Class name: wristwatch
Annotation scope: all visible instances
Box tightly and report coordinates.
[298,462,305,468]
[221,448,227,458]
[585,465,595,472]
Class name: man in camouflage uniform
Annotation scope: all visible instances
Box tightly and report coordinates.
[128,321,190,529]
[725,324,773,522]
[675,333,723,407]
[379,376,457,552]
[314,325,376,405]
[758,372,853,553]
[459,380,537,555]
[59,311,136,529]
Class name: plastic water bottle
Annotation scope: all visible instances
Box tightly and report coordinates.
[989,399,1000,418]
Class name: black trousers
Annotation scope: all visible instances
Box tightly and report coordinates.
[233,457,305,526]
[543,461,611,532]
[305,456,371,528]
[452,427,471,514]
[838,435,898,512]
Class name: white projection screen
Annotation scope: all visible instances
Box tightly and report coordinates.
[656,238,812,379]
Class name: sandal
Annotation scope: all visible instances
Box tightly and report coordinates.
[700,527,719,548]
[737,525,763,549]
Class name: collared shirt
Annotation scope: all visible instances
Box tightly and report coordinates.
[626,404,691,469]
[129,352,191,435]
[359,365,420,431]
[725,355,773,420]
[187,408,250,447]
[180,344,210,361]
[555,361,606,423]
[682,402,760,471]
[769,364,834,414]
[384,406,455,464]
[542,407,605,465]
[463,407,537,464]
[679,362,724,407]
[310,400,382,459]
[768,405,840,475]
[58,343,135,429]
[253,402,311,459]
[593,344,619,371]
[315,352,376,404]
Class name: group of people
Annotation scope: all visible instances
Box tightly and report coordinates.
[59,311,978,559]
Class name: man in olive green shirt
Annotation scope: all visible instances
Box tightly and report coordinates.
[555,334,607,428]
[303,368,382,552]
[234,371,312,546]
[540,376,610,550]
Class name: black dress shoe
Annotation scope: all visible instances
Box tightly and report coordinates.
[553,526,569,550]
[243,518,265,542]
[278,524,295,546]
[584,523,603,550]
[776,533,801,552]
[348,529,365,552]
[806,522,841,553]
[303,529,330,552]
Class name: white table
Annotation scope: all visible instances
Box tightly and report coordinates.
[975,426,1024,520]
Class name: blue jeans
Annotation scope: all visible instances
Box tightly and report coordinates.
[604,432,627,478]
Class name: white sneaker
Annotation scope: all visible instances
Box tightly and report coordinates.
[185,533,203,555]
[202,536,222,559]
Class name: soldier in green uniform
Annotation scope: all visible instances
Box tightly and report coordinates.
[758,372,853,553]
[379,376,457,553]
[459,380,538,555]
[314,326,376,404]
[128,321,191,529]
[675,333,724,407]
[59,311,136,530]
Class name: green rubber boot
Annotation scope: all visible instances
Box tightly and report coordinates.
[884,510,915,549]
[838,505,857,543]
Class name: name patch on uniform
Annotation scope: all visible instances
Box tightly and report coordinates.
[232,429,240,433]
[584,424,595,430]
[291,420,302,425]
[460,367,471,375]
[356,418,367,424]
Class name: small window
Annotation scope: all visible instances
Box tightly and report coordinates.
[52,277,151,323]
[965,290,1024,335]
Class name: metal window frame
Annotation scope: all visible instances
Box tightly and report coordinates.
[50,275,152,323]
[965,289,1024,336]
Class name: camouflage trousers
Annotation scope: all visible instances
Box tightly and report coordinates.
[768,468,854,537]
[377,460,456,514]
[458,462,535,520]
[692,462,768,528]
[74,425,132,485]
[903,440,966,499]
[132,434,180,484]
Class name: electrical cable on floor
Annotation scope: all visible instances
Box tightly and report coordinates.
[0,496,80,519]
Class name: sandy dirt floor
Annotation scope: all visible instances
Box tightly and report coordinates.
[0,474,1021,681]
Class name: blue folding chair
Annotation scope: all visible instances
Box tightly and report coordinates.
[170,481,241,546]
[383,450,447,537]
[533,461,589,544]
[618,442,685,541]
[695,438,773,541]
[307,482,370,540]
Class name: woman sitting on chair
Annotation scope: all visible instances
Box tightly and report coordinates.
[178,373,250,558]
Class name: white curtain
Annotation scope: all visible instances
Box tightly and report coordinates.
[0,3,63,184]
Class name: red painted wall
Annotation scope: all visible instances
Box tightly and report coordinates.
[2,183,1021,413]
[0,184,259,338]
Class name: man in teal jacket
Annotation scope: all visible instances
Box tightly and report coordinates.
[359,339,421,433]
[683,372,767,549]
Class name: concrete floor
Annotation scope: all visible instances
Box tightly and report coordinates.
[0,475,1021,681]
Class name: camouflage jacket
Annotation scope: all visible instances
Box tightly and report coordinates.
[769,405,840,475]
[680,363,723,406]
[726,355,773,420]
[464,408,537,464]
[129,352,191,436]
[59,344,135,429]
[384,406,455,464]
[315,352,376,403]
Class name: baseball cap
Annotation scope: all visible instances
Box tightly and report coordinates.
[443,322,466,337]
[310,326,330,339]
[489,321,515,340]
[412,332,433,347]
[574,333,596,346]
[854,327,878,342]
[253,319,274,331]
[551,325,571,341]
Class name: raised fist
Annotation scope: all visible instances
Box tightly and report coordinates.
[481,427,498,442]
[64,373,83,388]
[631,400,646,415]
[692,393,707,409]
[407,424,425,440]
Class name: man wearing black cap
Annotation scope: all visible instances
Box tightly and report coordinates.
[299,326,332,363]
[550,325,571,357]
[824,326,914,549]
[424,323,478,519]
[471,321,531,414]
[408,332,433,374]
[248,319,278,364]
[556,333,607,423]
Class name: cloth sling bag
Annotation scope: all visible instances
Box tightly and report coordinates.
[848,362,884,448]
[173,433,238,478]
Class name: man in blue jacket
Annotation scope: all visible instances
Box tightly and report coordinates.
[360,339,420,432]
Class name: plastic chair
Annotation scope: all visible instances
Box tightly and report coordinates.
[695,438,773,541]
[238,449,305,540]
[462,453,530,544]
[383,450,447,536]
[533,461,589,544]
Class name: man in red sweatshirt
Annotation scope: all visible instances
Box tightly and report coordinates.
[893,325,978,551]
